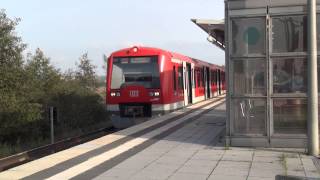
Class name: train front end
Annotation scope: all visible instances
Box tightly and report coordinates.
[106,47,162,128]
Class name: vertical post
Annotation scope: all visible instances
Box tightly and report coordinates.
[225,0,231,146]
[307,0,318,156]
[50,107,55,144]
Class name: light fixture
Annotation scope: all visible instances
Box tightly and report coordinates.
[111,92,120,97]
[149,92,160,97]
[207,35,214,43]
[132,46,138,53]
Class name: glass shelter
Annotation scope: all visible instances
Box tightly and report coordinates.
[225,0,320,147]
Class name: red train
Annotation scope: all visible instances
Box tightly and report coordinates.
[106,46,225,128]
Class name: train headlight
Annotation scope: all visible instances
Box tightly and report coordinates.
[110,92,116,97]
[149,91,160,97]
[133,47,138,52]
[116,92,121,97]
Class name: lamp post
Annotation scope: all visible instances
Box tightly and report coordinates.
[307,0,318,156]
[50,107,55,144]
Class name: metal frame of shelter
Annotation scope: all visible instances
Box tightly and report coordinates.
[193,0,319,152]
[191,19,225,50]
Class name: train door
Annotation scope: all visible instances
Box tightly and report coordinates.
[203,67,207,100]
[187,63,192,104]
[191,64,196,103]
[206,67,210,99]
[183,62,188,105]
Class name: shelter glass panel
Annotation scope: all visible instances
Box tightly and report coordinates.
[272,15,307,53]
[233,98,266,135]
[233,59,266,95]
[272,58,307,94]
[231,18,266,56]
[273,99,307,134]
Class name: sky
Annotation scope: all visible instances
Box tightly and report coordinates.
[2,0,225,75]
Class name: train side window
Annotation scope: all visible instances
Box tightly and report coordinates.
[215,70,218,85]
[184,68,187,90]
[173,66,177,91]
[196,69,201,88]
[211,70,216,85]
[178,66,183,89]
[191,69,194,88]
[193,69,196,88]
[210,70,213,85]
[199,69,201,87]
[195,69,198,88]
[199,69,202,87]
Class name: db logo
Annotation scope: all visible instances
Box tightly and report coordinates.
[129,90,139,97]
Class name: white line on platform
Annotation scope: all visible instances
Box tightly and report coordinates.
[46,99,225,180]
[0,96,224,180]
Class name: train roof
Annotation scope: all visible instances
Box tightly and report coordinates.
[110,46,166,56]
[109,46,224,70]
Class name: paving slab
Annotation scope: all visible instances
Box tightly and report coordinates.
[93,168,137,179]
[168,172,208,180]
[0,98,225,180]
[249,168,285,178]
[286,170,306,177]
[247,177,274,180]
[176,164,215,175]
[254,150,284,157]
[1,100,320,180]
[208,174,247,180]
[183,159,218,167]
[253,156,281,163]
[251,162,284,170]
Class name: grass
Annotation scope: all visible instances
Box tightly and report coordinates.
[0,144,19,158]
[0,120,112,159]
[280,154,288,176]
[224,141,230,150]
[0,138,50,159]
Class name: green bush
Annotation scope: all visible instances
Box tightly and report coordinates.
[0,10,110,157]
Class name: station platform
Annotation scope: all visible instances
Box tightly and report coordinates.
[0,96,319,180]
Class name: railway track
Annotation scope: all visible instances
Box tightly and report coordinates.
[0,96,225,173]
[0,127,116,172]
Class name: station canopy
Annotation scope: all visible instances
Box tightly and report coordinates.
[191,19,225,50]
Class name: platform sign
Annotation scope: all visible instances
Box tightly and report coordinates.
[243,27,261,45]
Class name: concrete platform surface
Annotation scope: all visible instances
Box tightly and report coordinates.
[87,103,320,180]
[1,96,320,180]
[0,97,225,180]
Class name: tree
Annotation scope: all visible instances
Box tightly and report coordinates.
[0,10,42,144]
[75,53,97,89]
[0,10,110,154]
[0,10,25,67]
[25,48,61,104]
[102,54,108,72]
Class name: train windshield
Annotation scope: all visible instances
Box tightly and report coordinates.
[111,56,160,89]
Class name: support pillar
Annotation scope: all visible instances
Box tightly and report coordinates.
[307,0,319,156]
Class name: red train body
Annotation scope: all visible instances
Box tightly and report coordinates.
[106,46,225,128]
